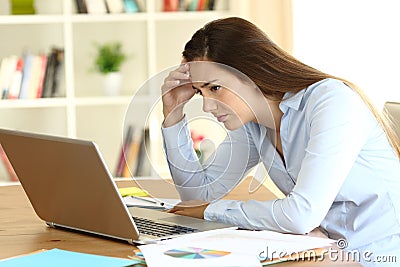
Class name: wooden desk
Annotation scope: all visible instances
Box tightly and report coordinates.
[0,178,360,266]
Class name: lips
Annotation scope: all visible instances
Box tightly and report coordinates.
[216,115,228,122]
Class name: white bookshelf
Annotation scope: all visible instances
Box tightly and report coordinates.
[0,0,244,180]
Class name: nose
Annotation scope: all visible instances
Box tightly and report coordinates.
[202,96,217,113]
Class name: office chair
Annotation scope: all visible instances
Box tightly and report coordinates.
[383,101,400,138]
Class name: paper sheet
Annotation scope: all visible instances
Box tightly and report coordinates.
[162,228,335,259]
[139,228,335,266]
[139,243,262,267]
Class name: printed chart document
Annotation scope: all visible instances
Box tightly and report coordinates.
[139,242,262,267]
[138,228,336,266]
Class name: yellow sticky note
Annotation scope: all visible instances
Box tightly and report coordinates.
[118,187,148,197]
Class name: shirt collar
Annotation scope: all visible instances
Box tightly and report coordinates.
[279,90,305,113]
[279,78,330,113]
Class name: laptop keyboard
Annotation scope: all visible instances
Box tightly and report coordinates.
[133,216,198,237]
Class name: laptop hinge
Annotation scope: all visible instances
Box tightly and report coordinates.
[46,221,56,228]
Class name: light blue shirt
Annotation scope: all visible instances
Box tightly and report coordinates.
[162,78,400,261]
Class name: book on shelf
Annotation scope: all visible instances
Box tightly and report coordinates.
[207,0,216,10]
[85,0,108,14]
[187,0,198,11]
[18,53,34,99]
[0,55,19,99]
[105,0,125,13]
[196,0,206,10]
[35,54,48,98]
[74,0,143,14]
[0,47,64,101]
[135,0,146,12]
[26,55,43,99]
[163,0,179,11]
[0,58,7,98]
[122,129,142,177]
[115,125,134,177]
[163,0,216,12]
[40,47,64,98]
[75,0,88,13]
[42,47,64,98]
[115,126,151,178]
[123,0,140,13]
[134,127,151,177]
[8,58,23,99]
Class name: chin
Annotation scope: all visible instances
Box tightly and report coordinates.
[223,121,243,131]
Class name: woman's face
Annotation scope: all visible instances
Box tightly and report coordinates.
[189,61,267,130]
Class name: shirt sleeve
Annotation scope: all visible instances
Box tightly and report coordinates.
[161,116,261,202]
[206,83,378,233]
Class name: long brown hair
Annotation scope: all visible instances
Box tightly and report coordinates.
[182,17,400,157]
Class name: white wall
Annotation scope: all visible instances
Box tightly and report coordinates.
[292,0,400,109]
[236,0,293,53]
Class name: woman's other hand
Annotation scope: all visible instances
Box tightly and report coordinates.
[161,63,194,127]
[167,200,210,219]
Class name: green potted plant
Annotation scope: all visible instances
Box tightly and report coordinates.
[93,42,126,96]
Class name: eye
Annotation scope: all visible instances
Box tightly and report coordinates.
[210,85,221,91]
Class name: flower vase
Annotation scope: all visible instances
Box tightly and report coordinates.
[103,72,122,96]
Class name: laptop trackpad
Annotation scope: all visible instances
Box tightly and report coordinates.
[159,215,204,226]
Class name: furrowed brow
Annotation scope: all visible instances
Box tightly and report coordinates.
[192,79,218,90]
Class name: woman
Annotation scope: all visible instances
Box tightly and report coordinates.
[161,17,400,265]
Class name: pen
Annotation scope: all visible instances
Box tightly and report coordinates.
[131,196,164,206]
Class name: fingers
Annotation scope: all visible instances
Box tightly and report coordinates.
[165,200,209,219]
[166,207,178,213]
[165,201,184,213]
[177,62,189,73]
[165,201,187,213]
[163,80,180,89]
[167,200,208,211]
[169,68,190,81]
[162,64,191,92]
[161,63,194,124]
[166,207,188,217]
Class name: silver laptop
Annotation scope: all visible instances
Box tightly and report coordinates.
[0,128,234,244]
